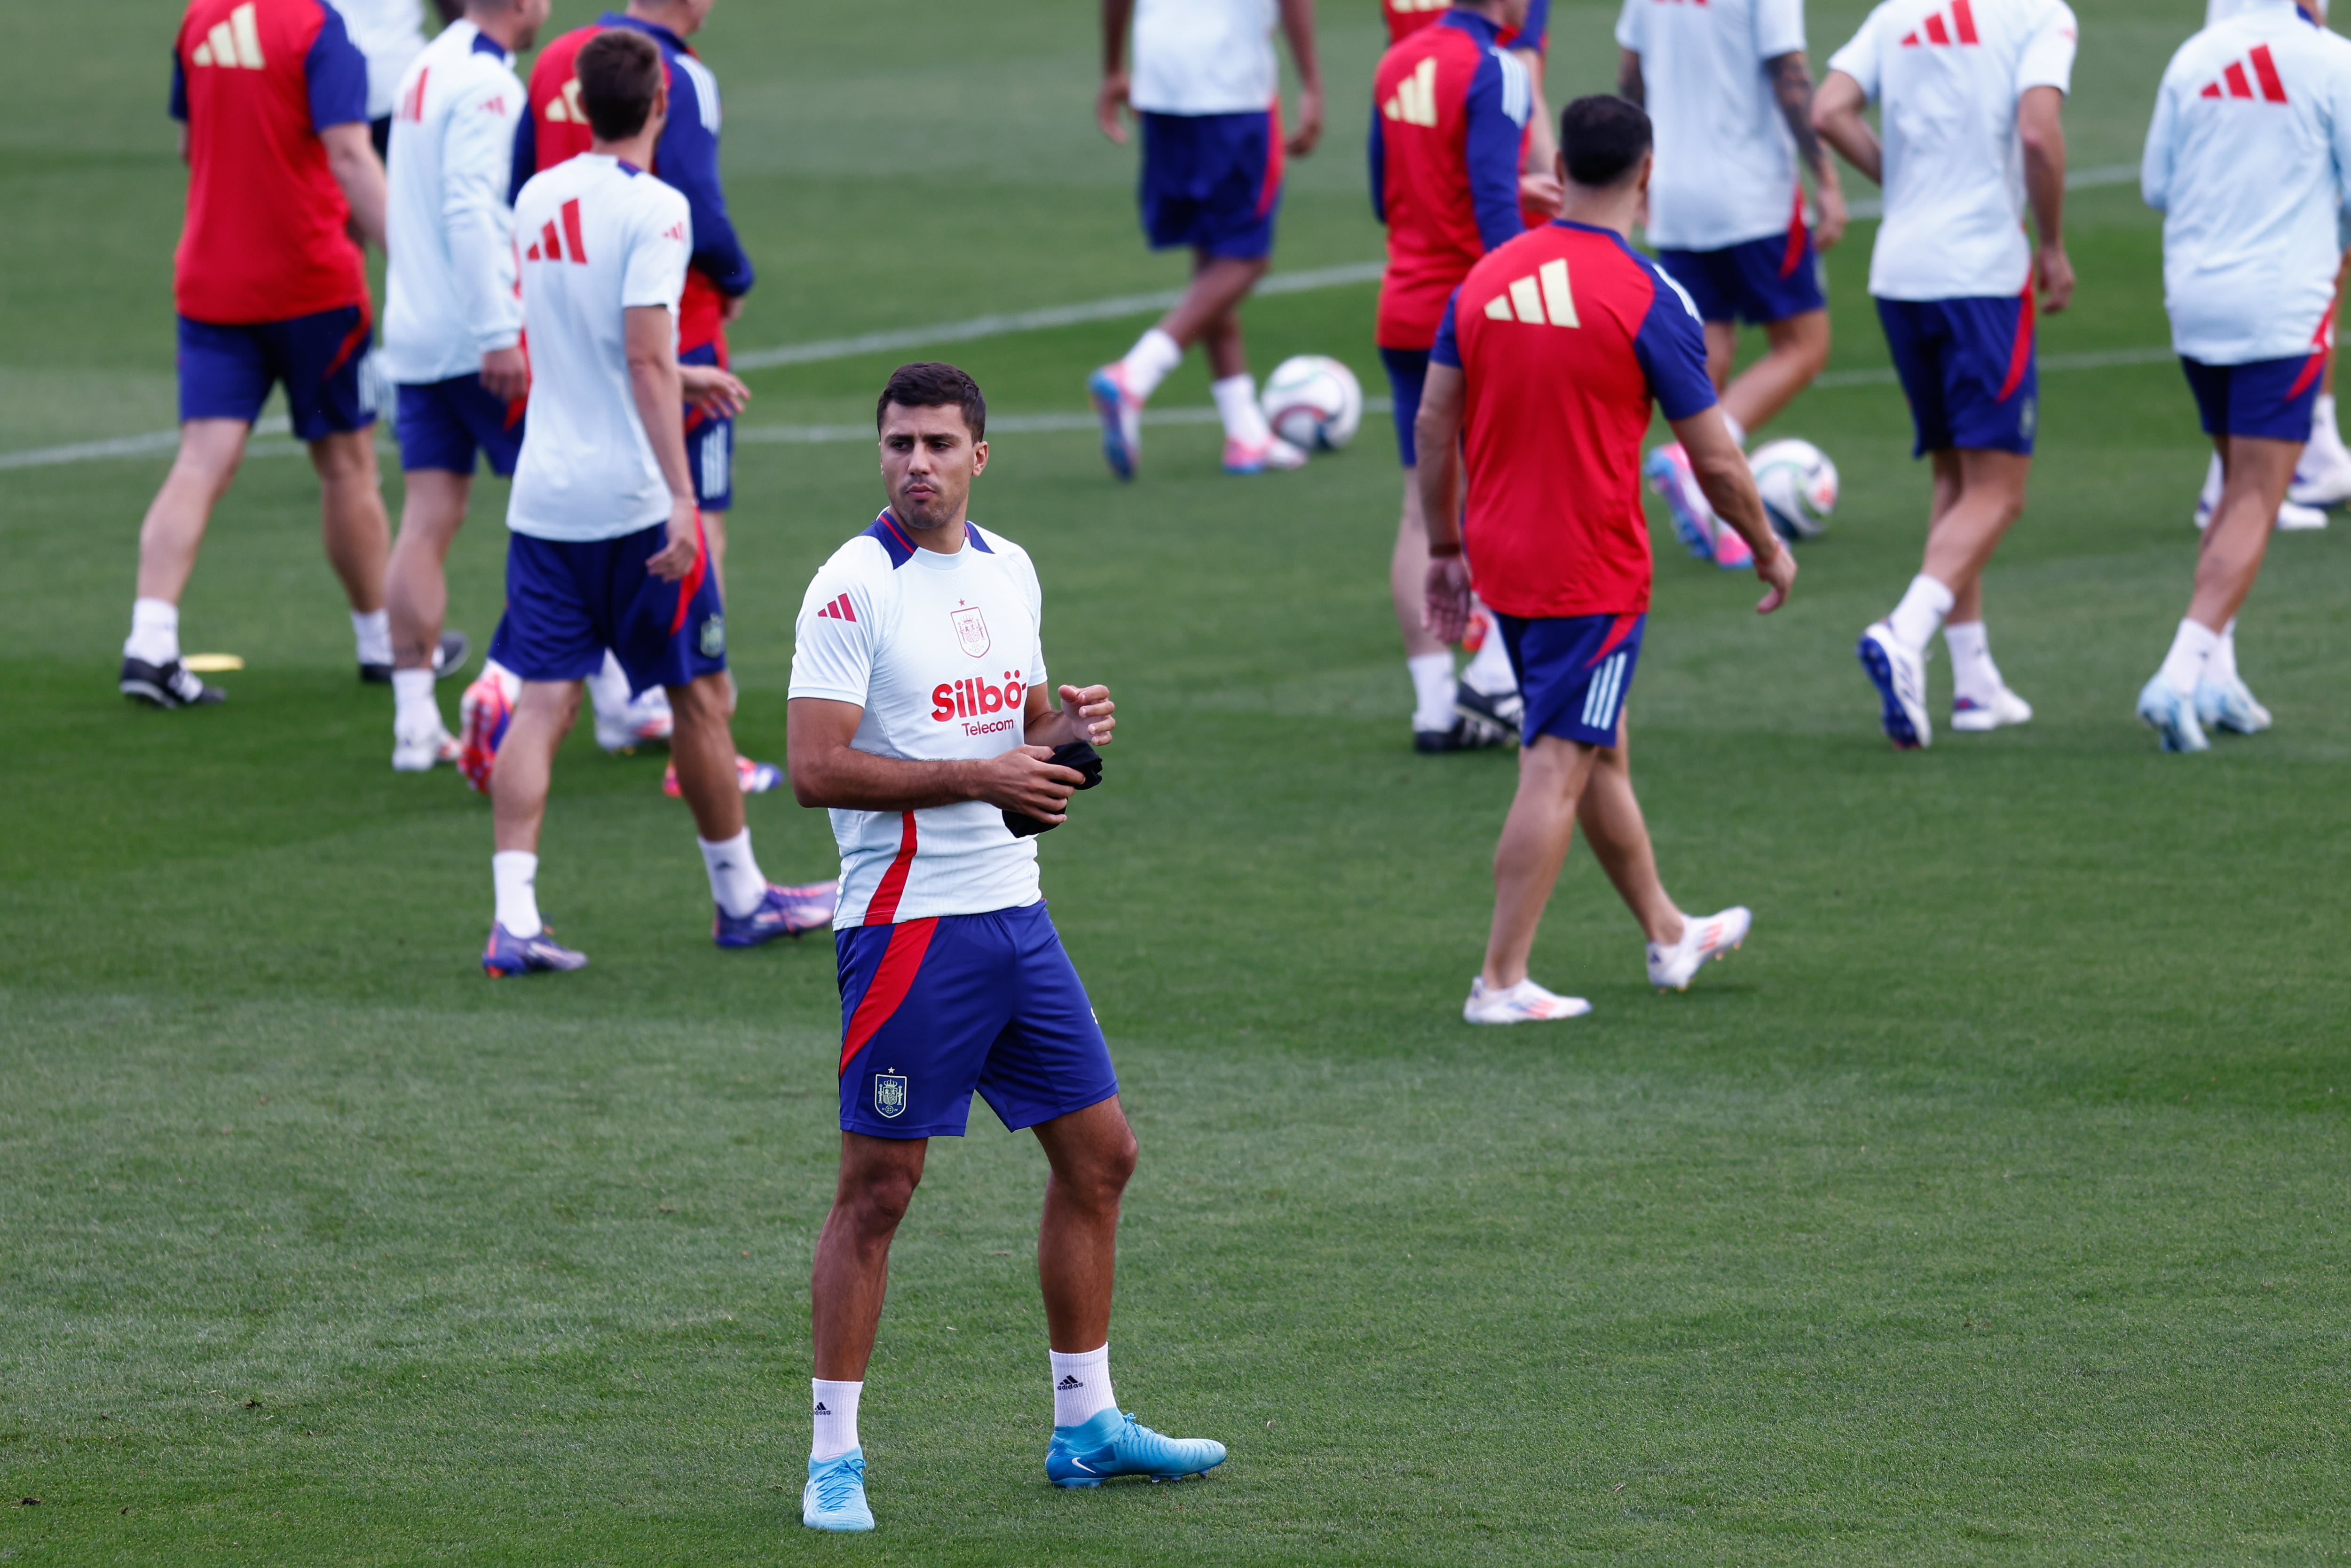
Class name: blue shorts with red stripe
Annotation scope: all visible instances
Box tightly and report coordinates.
[2180,353,2322,441]
[1380,346,1431,466]
[1655,231,1826,327]
[177,305,375,440]
[680,342,735,511]
[835,901,1119,1140]
[1138,110,1282,259]
[1499,611,1645,748]
[486,519,726,697]
[395,372,525,476]
[1876,294,2039,457]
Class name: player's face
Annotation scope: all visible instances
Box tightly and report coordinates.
[1498,0,1531,31]
[507,0,553,53]
[879,404,989,535]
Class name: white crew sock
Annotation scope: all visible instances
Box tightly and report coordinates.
[1210,373,1271,446]
[2199,452,2223,519]
[2160,618,2219,696]
[1118,327,1183,403]
[2208,616,2240,687]
[1942,620,2002,704]
[1049,1344,1115,1428]
[1461,608,1518,697]
[811,1378,862,1461]
[392,667,440,735]
[698,828,767,919]
[492,851,543,938]
[1721,410,1748,449]
[2316,393,2344,453]
[125,598,180,666]
[353,607,392,668]
[1407,651,1456,732]
[587,648,635,726]
[1885,574,1956,654]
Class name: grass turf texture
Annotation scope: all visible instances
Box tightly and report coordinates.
[5,0,2351,1562]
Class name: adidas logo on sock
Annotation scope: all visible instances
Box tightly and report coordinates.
[813,1402,830,1414]
[1056,1375,1084,1390]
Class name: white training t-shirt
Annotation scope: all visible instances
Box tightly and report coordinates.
[506,155,691,543]
[2145,1,2351,363]
[332,0,427,122]
[789,514,1051,928]
[1617,0,1809,251]
[1827,0,2079,300]
[381,22,526,386]
[1131,0,1278,115]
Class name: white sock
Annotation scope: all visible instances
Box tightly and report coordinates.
[2317,393,2342,450]
[492,850,543,938]
[392,667,440,734]
[1461,612,1518,697]
[699,828,766,919]
[2207,616,2240,687]
[1942,620,2001,704]
[1407,651,1455,732]
[587,649,634,725]
[1211,373,1271,446]
[2199,451,2223,517]
[1118,327,1183,402]
[2160,618,2219,696]
[1885,574,1956,654]
[125,598,180,666]
[811,1379,862,1461]
[1049,1344,1115,1428]
[1721,410,1748,449]
[353,608,392,668]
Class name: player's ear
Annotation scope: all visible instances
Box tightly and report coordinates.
[970,438,988,478]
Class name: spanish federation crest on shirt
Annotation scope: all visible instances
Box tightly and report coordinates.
[873,1072,909,1119]
[950,604,990,659]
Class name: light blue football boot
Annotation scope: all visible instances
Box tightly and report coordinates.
[802,1448,875,1532]
[1045,1408,1227,1488]
[2137,673,2210,753]
[2194,673,2272,735]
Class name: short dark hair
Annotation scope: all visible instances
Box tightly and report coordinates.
[876,362,987,441]
[576,30,662,142]
[1561,95,1653,189]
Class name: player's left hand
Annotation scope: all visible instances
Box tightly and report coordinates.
[1286,86,1325,157]
[1097,72,1132,143]
[647,496,702,583]
[1812,182,1847,252]
[1752,537,1797,615]
[1059,683,1115,747]
[1423,554,1473,646]
[719,293,745,325]
[2035,240,2074,314]
[1517,171,1563,221]
[681,363,751,419]
[480,344,529,403]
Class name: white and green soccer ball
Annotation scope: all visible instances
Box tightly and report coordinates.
[1260,354,1363,453]
[1748,437,1838,541]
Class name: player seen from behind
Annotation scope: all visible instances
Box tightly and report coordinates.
[1814,0,2077,748]
[787,363,1224,1531]
[2134,0,2351,749]
[1418,96,1795,1024]
[476,31,830,976]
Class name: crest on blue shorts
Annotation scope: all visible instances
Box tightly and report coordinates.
[873,1072,908,1119]
[699,614,726,658]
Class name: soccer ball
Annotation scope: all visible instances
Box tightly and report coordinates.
[1260,355,1363,452]
[1748,438,1838,541]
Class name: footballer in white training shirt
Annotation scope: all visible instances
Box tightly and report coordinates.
[785,363,1226,1534]
[1815,0,2076,749]
[2133,0,2351,750]
[474,30,829,977]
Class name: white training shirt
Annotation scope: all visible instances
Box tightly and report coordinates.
[332,0,428,122]
[381,22,525,386]
[2144,2,2351,364]
[1617,0,1809,251]
[789,515,1052,927]
[1131,0,1278,116]
[1827,0,2079,300]
[506,156,691,543]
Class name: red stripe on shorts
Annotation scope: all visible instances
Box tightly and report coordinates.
[863,812,920,925]
[1779,187,1808,279]
[1996,283,2037,402]
[839,917,939,1075]
[667,512,708,634]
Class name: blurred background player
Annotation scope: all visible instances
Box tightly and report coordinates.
[1369,0,1553,751]
[1417,96,1794,1025]
[479,31,829,976]
[123,0,395,709]
[2134,0,2351,750]
[1815,0,2076,749]
[379,0,549,772]
[1623,0,1847,572]
[1383,0,1558,200]
[334,0,458,159]
[1089,0,1326,477]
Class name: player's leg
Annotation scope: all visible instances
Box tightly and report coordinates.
[2289,251,2351,507]
[121,418,249,707]
[276,305,395,680]
[803,1128,927,1533]
[1477,732,1600,1001]
[2143,428,2299,750]
[483,677,591,974]
[386,468,471,768]
[1715,230,1832,440]
[1574,720,1753,991]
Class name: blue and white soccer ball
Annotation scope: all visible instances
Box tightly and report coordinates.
[1748,438,1839,541]
[1261,355,1363,452]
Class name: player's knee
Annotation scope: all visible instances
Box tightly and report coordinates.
[848,1168,921,1233]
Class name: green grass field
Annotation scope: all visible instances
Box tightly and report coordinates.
[6,1,2351,1562]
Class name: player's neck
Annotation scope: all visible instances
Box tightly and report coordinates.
[1556,184,1642,241]
[465,6,528,53]
[626,0,697,38]
[591,129,661,169]
[890,509,970,555]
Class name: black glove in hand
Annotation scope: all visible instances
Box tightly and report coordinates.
[1005,741,1103,838]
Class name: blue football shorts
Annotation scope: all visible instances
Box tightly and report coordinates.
[395,372,525,476]
[1380,345,1431,467]
[835,901,1120,1141]
[1655,229,1827,327]
[1499,611,1646,748]
[486,518,726,698]
[680,341,735,511]
[1876,293,2039,457]
[2179,353,2323,442]
[177,305,375,440]
[1138,109,1282,260]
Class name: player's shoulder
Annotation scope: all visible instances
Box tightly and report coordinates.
[964,521,1040,588]
[810,516,916,593]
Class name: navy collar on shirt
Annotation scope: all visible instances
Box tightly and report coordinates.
[1438,8,1503,45]
[469,27,510,62]
[601,11,688,52]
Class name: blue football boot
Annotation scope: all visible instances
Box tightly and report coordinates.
[1643,441,1717,560]
[802,1448,875,1532]
[2138,673,2210,753]
[713,880,836,948]
[1088,364,1142,481]
[481,923,587,977]
[1045,1408,1227,1488]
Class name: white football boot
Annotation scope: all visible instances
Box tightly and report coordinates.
[1856,622,1933,749]
[1647,907,1751,992]
[595,684,674,753]
[1949,686,2034,732]
[2195,673,2272,734]
[2195,454,2329,531]
[2289,413,2351,506]
[392,719,461,772]
[2137,673,2210,753]
[1463,977,1592,1024]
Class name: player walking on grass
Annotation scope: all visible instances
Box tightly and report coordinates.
[1418,96,1795,1024]
[476,32,830,976]
[2133,0,2351,750]
[787,363,1224,1532]
[379,0,549,772]
[1090,0,1325,477]
[1814,0,2076,749]
[1371,0,1554,754]
[124,0,398,710]
[1622,0,1847,572]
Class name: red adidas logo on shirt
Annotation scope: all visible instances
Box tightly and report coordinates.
[524,198,589,264]
[815,592,858,623]
[399,67,429,122]
[2198,44,2289,102]
[1900,0,1979,46]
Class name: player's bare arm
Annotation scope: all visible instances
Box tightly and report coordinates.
[1672,406,1796,614]
[788,697,1088,821]
[1097,0,1134,142]
[623,303,701,582]
[1277,0,1324,157]
[1768,51,1844,251]
[1516,46,1562,221]
[320,120,388,250]
[1616,48,1643,108]
[2019,84,2072,313]
[1412,360,1475,646]
[1810,71,1880,187]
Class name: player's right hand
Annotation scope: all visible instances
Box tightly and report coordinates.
[481,344,529,403]
[1423,554,1473,646]
[646,497,702,583]
[1096,73,1131,143]
[1753,538,1797,615]
[974,744,1087,823]
[2035,240,2075,314]
[1812,182,1848,252]
[681,363,751,419]
[1517,171,1564,221]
